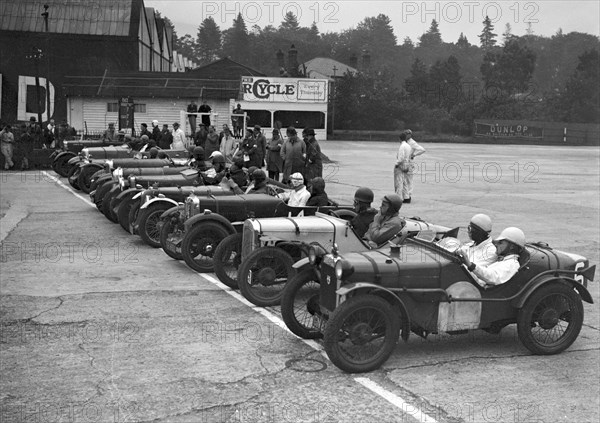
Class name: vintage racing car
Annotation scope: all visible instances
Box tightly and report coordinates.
[279,233,596,373]
[215,212,455,307]
[160,192,353,273]
[51,138,126,177]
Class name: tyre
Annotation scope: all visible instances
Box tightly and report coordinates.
[281,269,323,339]
[89,170,108,193]
[78,164,103,194]
[160,219,184,260]
[67,165,81,190]
[53,153,75,177]
[138,203,172,247]
[93,181,115,213]
[517,282,584,355]
[102,186,120,222]
[213,233,243,288]
[237,247,295,307]
[127,199,141,234]
[181,222,230,272]
[323,295,400,373]
[117,196,137,233]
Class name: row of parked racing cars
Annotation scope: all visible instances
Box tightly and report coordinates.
[52,141,596,373]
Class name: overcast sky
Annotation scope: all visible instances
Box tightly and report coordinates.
[145,0,600,45]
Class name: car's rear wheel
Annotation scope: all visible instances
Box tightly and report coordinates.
[517,282,584,355]
[78,164,103,194]
[213,233,243,289]
[281,269,323,339]
[237,247,295,307]
[138,203,172,247]
[181,222,230,272]
[53,153,75,177]
[160,219,184,260]
[324,295,400,373]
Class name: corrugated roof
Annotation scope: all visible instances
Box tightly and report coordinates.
[0,0,132,36]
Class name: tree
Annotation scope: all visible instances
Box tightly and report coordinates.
[479,16,497,50]
[222,13,249,64]
[197,17,221,64]
[402,37,414,48]
[176,34,198,60]
[279,11,299,31]
[404,58,429,103]
[457,32,470,48]
[561,49,600,123]
[502,23,513,44]
[419,19,442,48]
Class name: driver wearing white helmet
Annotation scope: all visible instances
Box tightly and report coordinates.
[458,214,498,267]
[458,227,525,287]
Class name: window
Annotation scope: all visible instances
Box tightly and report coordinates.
[245,109,272,128]
[274,111,325,129]
[107,103,146,113]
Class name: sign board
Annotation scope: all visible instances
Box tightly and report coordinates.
[241,77,328,103]
[119,96,134,134]
[474,122,543,138]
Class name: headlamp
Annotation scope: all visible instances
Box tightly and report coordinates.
[334,259,353,280]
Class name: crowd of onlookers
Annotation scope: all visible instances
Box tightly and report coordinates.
[0,117,76,170]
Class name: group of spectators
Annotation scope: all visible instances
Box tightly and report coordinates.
[1,117,76,170]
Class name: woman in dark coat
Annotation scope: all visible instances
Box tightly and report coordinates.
[304,128,323,180]
[266,128,283,181]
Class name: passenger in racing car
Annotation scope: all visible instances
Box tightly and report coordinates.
[306,177,329,207]
[458,214,498,267]
[202,152,227,185]
[458,227,525,287]
[278,172,310,206]
[227,168,269,194]
[351,187,378,238]
[364,194,406,247]
[190,146,207,171]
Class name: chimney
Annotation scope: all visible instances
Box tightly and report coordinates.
[288,44,298,77]
[362,50,371,70]
[349,53,358,69]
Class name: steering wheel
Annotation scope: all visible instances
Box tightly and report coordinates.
[266,185,279,197]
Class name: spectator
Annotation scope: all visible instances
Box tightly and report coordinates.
[44,119,57,148]
[280,127,306,184]
[1,125,15,170]
[403,129,426,203]
[18,123,32,170]
[187,100,198,135]
[101,122,117,143]
[219,126,238,163]
[139,123,152,140]
[303,128,322,180]
[240,129,261,168]
[204,125,220,158]
[159,124,173,149]
[252,125,267,168]
[199,100,212,127]
[266,128,283,181]
[193,123,208,148]
[151,120,162,146]
[231,103,244,139]
[171,122,186,150]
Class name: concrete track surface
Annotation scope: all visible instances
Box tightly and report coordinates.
[1,142,599,423]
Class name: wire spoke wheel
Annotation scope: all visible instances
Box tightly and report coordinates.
[324,295,400,373]
[160,219,184,260]
[237,247,295,307]
[213,233,243,289]
[138,204,170,247]
[517,282,584,355]
[181,222,230,272]
[281,268,323,339]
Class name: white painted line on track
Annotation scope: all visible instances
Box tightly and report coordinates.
[53,169,439,423]
[42,171,95,208]
[354,377,438,423]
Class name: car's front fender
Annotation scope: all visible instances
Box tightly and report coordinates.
[140,197,179,210]
[183,211,236,234]
[160,205,183,220]
[512,274,594,308]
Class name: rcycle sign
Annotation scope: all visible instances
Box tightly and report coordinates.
[474,121,544,138]
[241,76,328,103]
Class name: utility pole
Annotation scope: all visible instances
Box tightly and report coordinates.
[42,4,51,124]
[331,65,338,136]
[25,47,44,125]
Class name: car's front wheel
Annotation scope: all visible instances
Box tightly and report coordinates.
[181,222,230,272]
[160,219,184,260]
[281,269,323,339]
[52,153,75,177]
[213,233,243,289]
[78,164,103,194]
[137,203,172,247]
[237,247,295,307]
[324,295,400,373]
[67,165,81,190]
[517,282,584,355]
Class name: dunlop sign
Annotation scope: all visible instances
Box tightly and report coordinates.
[241,77,327,103]
[475,122,544,138]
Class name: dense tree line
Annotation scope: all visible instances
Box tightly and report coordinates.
[167,12,600,131]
